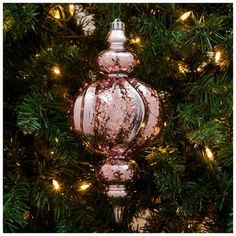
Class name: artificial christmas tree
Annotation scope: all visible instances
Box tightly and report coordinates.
[3,3,233,233]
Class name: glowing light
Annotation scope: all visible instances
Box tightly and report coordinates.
[197,67,203,73]
[55,137,59,143]
[178,62,190,74]
[179,11,192,21]
[52,179,60,191]
[215,51,221,63]
[164,122,167,127]
[205,146,214,160]
[84,142,91,148]
[69,4,75,16]
[78,181,91,191]
[50,8,61,19]
[22,211,30,221]
[150,9,156,15]
[35,53,40,58]
[52,66,61,76]
[131,37,141,44]
[50,151,55,155]
[158,147,168,154]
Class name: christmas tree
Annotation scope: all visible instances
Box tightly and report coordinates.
[3,3,233,233]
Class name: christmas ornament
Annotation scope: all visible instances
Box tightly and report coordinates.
[72,19,163,217]
[74,5,95,36]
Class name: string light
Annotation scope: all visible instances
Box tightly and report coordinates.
[50,151,55,155]
[197,67,203,73]
[52,179,60,191]
[212,48,229,69]
[179,11,192,21]
[85,142,89,147]
[214,51,221,64]
[158,147,168,154]
[55,137,59,143]
[150,9,156,15]
[16,162,21,166]
[178,62,190,74]
[205,146,214,160]
[196,61,207,73]
[131,37,141,44]
[22,211,30,221]
[52,66,61,77]
[78,181,91,192]
[69,4,75,16]
[49,8,61,19]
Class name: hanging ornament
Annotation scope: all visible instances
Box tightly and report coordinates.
[74,5,96,36]
[72,19,163,221]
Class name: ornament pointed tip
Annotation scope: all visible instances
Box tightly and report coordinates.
[113,206,124,223]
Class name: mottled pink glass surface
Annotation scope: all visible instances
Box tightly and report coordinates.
[72,18,163,198]
[97,50,139,75]
[73,77,163,159]
[96,158,140,184]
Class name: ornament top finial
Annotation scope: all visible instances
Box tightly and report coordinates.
[107,18,126,46]
[110,18,125,31]
[97,19,139,76]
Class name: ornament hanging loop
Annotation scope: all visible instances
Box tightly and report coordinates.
[98,18,139,76]
[112,4,122,20]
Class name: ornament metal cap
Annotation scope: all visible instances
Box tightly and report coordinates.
[110,18,125,31]
[107,18,127,47]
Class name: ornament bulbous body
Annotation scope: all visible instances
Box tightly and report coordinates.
[73,77,163,159]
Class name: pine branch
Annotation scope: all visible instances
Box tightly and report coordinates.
[3,176,30,232]
[3,4,39,41]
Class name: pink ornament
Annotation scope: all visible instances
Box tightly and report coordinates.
[97,19,139,76]
[97,50,139,75]
[73,77,162,159]
[96,158,140,197]
[73,19,163,198]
